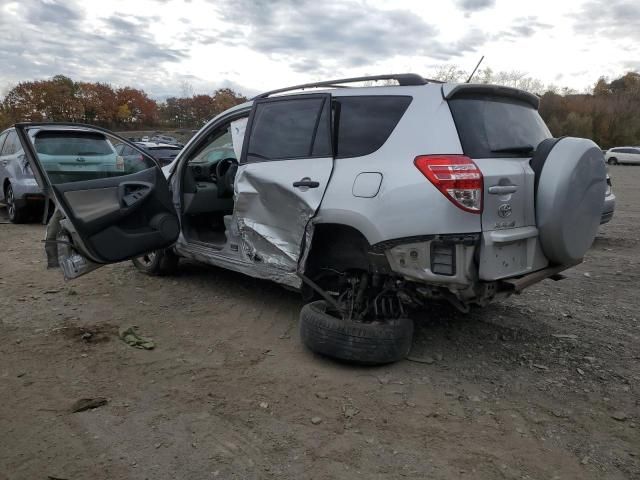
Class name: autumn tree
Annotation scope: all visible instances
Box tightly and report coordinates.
[115,87,158,125]
[76,82,118,125]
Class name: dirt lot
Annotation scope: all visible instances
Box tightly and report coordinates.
[0,166,638,480]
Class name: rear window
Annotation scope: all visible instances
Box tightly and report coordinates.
[35,132,114,156]
[448,95,551,158]
[334,96,412,158]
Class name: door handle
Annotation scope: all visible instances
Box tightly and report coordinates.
[293,178,320,189]
[488,185,518,195]
[118,181,153,208]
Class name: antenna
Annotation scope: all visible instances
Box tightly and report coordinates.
[466,55,485,83]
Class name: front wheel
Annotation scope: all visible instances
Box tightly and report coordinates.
[299,300,414,365]
[131,249,179,276]
[608,157,618,165]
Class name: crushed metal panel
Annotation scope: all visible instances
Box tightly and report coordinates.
[56,218,101,280]
[233,158,333,276]
[174,232,303,288]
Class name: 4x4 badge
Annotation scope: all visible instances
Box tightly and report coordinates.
[498,204,512,218]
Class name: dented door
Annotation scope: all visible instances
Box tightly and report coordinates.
[234,94,333,273]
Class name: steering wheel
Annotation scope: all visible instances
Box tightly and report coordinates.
[215,157,238,198]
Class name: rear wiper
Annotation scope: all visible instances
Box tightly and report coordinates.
[491,144,535,154]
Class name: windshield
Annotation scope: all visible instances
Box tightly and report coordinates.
[448,95,551,158]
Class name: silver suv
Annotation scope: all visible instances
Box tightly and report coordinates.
[16,74,607,364]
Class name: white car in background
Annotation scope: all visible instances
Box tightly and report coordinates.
[605,147,640,165]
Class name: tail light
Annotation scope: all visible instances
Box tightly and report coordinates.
[414,155,483,213]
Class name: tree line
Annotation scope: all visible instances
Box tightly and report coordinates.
[0,75,247,132]
[1,71,639,148]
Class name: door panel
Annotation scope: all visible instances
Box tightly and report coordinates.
[15,123,179,276]
[234,158,333,271]
[234,94,333,272]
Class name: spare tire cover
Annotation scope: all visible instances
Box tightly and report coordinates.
[535,137,606,265]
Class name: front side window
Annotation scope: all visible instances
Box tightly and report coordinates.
[245,96,331,163]
[188,124,237,166]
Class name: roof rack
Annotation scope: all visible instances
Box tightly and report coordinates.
[253,73,442,99]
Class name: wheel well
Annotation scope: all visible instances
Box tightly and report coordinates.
[305,223,378,274]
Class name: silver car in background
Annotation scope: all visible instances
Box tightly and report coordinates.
[0,127,43,223]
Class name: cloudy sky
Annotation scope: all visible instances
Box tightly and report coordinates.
[0,0,638,98]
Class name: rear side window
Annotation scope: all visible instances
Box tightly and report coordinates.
[448,95,551,158]
[334,96,412,158]
[245,96,331,162]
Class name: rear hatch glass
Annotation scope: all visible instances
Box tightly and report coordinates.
[448,93,551,279]
[448,94,551,158]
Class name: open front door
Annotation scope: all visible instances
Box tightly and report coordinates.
[234,94,333,275]
[15,123,179,279]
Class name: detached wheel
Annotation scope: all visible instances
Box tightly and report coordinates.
[299,300,414,365]
[5,184,26,224]
[132,249,179,276]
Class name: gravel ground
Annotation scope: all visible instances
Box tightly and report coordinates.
[0,166,638,480]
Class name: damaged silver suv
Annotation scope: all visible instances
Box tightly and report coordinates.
[16,74,606,365]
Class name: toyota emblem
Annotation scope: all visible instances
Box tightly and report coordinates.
[498,204,512,218]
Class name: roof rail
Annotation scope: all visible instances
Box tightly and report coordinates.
[253,73,442,99]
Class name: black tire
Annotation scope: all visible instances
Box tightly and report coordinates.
[299,300,414,365]
[131,249,179,276]
[5,183,26,224]
[608,157,618,165]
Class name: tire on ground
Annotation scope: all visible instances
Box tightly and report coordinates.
[531,137,607,265]
[131,249,179,276]
[299,300,414,365]
[5,183,26,224]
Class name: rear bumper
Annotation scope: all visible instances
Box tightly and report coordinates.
[479,226,548,280]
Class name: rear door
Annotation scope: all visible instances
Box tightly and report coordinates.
[15,123,179,279]
[445,86,552,279]
[234,94,333,272]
